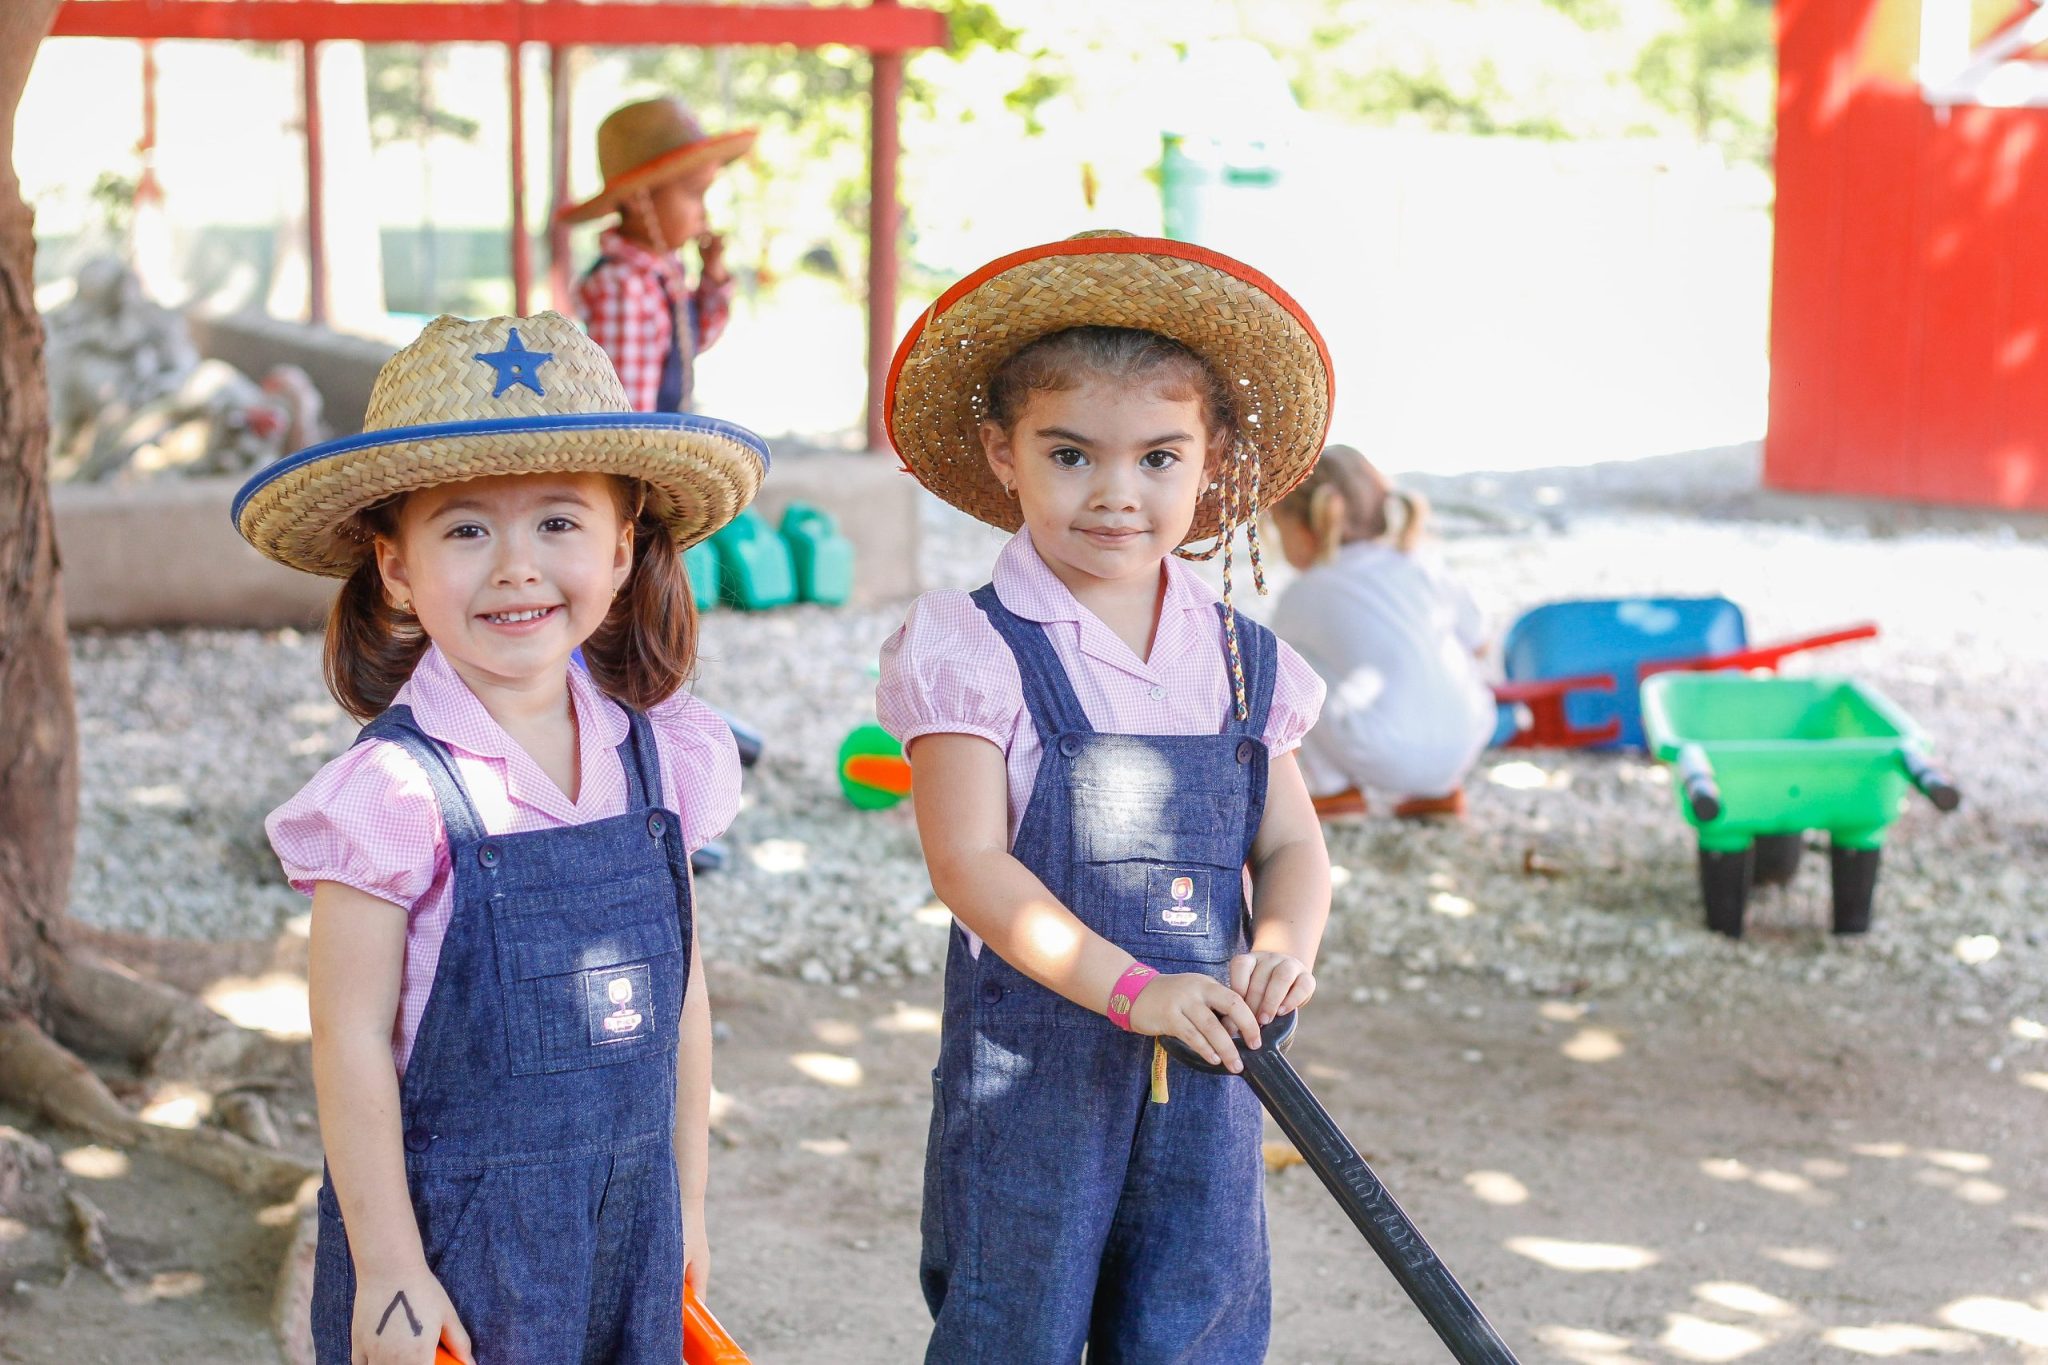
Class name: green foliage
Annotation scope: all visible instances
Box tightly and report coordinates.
[88,171,136,237]
[366,46,481,148]
[1633,0,1775,164]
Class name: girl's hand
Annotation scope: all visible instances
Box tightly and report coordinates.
[684,1199,711,1297]
[1231,951,1316,1026]
[350,1265,471,1365]
[696,233,729,286]
[1126,971,1262,1073]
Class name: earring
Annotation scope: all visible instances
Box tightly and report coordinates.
[1002,482,1016,498]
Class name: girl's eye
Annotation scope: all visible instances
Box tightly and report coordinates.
[1050,447,1087,468]
[446,523,486,540]
[1141,450,1181,470]
[539,516,579,534]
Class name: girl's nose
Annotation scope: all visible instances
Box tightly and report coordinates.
[1091,466,1141,512]
[492,531,542,584]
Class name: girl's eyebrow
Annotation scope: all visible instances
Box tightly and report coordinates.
[1034,427,1195,447]
[426,490,594,521]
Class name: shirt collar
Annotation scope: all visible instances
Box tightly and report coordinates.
[597,228,686,282]
[394,646,632,816]
[991,527,1220,677]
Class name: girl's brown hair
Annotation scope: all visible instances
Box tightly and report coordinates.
[983,325,1235,453]
[1273,443,1427,566]
[322,478,698,722]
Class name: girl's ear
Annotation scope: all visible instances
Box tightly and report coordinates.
[373,535,411,611]
[613,517,635,595]
[979,419,1017,491]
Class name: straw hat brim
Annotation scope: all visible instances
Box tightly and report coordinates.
[885,235,1333,546]
[557,129,758,225]
[233,413,770,578]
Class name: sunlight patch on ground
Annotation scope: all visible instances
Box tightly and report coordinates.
[0,1217,28,1243]
[810,1019,862,1047]
[1329,863,1353,888]
[790,1052,863,1088]
[125,783,187,808]
[1505,1236,1659,1272]
[874,1003,942,1035]
[1429,890,1476,918]
[708,1086,735,1125]
[136,1271,206,1301]
[1953,934,2001,966]
[1760,1246,1837,1271]
[1939,1296,2048,1347]
[1694,1282,1795,1318]
[201,972,311,1039]
[1819,1322,1977,1355]
[1463,1170,1530,1205]
[1489,760,1564,791]
[1562,1027,1625,1064]
[1701,1158,1833,1205]
[138,1082,213,1131]
[912,902,953,929]
[1533,1324,1649,1364]
[1922,1149,1992,1174]
[1850,1141,1910,1158]
[2021,1072,2048,1093]
[1541,1001,1589,1023]
[60,1145,130,1180]
[1661,1313,1770,1361]
[799,1138,851,1158]
[2012,1017,2047,1041]
[749,839,810,874]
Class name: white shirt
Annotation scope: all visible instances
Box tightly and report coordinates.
[1270,541,1497,799]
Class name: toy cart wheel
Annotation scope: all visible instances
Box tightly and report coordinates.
[1698,844,1754,938]
[1750,834,1804,887]
[1830,844,1881,934]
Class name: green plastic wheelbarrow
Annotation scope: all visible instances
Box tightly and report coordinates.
[1640,674,1961,937]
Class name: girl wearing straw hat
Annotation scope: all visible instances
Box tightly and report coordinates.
[876,232,1336,1360]
[239,311,767,1364]
[561,97,756,414]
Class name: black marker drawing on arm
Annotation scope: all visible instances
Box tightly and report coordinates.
[376,1290,424,1338]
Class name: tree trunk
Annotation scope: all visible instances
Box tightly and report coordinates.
[0,0,72,1023]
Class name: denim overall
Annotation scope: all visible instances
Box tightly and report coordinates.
[311,704,691,1365]
[920,586,1277,1364]
[583,256,693,412]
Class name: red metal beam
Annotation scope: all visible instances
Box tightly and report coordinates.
[53,2,950,50]
[865,9,902,452]
[301,40,326,326]
[507,34,530,316]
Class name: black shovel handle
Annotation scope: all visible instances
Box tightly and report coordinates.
[1163,1014,1520,1364]
[1902,748,1961,813]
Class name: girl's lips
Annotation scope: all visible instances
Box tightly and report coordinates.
[1080,527,1145,543]
[478,604,562,631]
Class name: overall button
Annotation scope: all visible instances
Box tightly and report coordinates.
[402,1128,433,1153]
[979,981,1004,1005]
[1236,740,1256,764]
[1058,736,1081,758]
[476,844,501,869]
[647,812,667,839]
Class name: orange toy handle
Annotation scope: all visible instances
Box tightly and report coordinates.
[434,1348,462,1365]
[685,1281,752,1364]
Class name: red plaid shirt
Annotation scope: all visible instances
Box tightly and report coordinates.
[575,229,734,412]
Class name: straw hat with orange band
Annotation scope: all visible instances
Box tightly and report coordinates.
[886,229,1335,715]
[557,98,756,226]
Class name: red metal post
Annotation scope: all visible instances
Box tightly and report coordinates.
[547,26,572,310]
[865,0,904,452]
[508,33,531,316]
[302,39,326,325]
[135,38,162,204]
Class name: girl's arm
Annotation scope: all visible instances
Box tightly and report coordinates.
[1236,751,1332,1023]
[675,909,712,1295]
[308,881,473,1365]
[910,732,1261,1069]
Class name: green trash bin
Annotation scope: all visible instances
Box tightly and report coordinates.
[709,509,796,611]
[1160,132,1283,245]
[1640,674,1960,938]
[683,540,720,613]
[780,502,855,606]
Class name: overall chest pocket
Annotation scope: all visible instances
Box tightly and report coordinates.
[490,871,684,1076]
[1072,786,1250,964]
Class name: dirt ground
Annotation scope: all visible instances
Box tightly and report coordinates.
[5,945,2046,1364]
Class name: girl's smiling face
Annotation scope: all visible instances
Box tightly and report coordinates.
[375,472,632,694]
[980,376,1214,596]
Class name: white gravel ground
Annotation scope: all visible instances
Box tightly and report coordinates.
[65,448,2048,1039]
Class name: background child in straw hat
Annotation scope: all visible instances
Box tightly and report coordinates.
[238,312,767,1364]
[560,97,756,414]
[1269,444,1496,821]
[876,232,1334,1359]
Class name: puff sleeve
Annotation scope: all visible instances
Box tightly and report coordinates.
[1262,638,1328,758]
[876,590,1025,753]
[647,689,744,855]
[265,739,447,911]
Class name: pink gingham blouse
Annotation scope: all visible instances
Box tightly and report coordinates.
[267,645,740,1072]
[877,528,1325,851]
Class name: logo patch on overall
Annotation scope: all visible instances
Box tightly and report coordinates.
[586,964,652,1045]
[1144,867,1211,936]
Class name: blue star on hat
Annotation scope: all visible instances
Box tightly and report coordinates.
[474,328,553,398]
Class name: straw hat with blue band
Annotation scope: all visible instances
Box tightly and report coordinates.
[232,311,770,577]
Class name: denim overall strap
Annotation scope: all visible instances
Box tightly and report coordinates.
[968,582,1093,740]
[311,701,690,1365]
[583,254,689,412]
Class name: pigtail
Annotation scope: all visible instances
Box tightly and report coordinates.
[323,555,429,722]
[1392,488,1429,554]
[1308,485,1346,566]
[582,503,698,712]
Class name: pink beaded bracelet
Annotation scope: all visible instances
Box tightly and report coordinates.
[1106,961,1160,1031]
